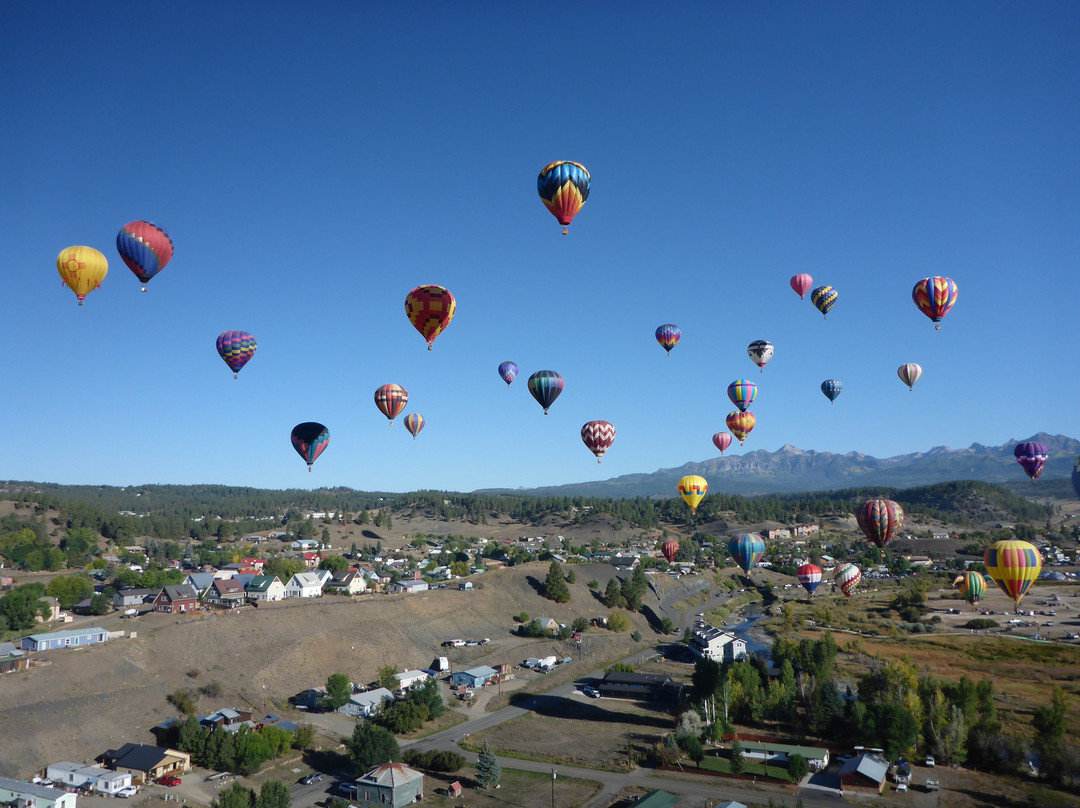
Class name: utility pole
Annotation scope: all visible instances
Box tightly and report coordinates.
[551,769,556,808]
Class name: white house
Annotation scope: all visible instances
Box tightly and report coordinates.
[393,669,430,694]
[285,572,324,598]
[47,763,131,795]
[292,538,320,550]
[245,575,286,602]
[0,777,78,808]
[339,687,395,717]
[689,621,747,662]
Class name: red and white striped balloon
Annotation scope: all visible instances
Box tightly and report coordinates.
[581,420,616,463]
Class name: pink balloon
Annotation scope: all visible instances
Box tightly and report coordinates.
[790,273,813,299]
[712,432,733,455]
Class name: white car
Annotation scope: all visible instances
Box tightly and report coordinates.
[925,755,935,768]
[117,787,138,798]
[582,686,600,698]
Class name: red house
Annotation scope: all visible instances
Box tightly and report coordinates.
[155,584,199,614]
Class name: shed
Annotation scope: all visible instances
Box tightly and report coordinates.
[450,665,497,688]
[447,781,463,798]
[838,752,888,793]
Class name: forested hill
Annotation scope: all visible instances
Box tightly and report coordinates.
[0,479,1054,544]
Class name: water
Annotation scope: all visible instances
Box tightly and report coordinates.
[729,610,773,660]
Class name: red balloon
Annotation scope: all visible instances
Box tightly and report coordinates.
[662,541,680,563]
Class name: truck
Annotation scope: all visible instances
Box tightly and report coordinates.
[925,779,939,791]
[524,655,557,670]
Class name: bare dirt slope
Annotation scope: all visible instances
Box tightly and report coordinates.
[0,561,700,778]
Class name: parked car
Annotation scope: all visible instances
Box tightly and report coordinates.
[300,773,323,785]
[582,686,600,698]
[116,787,138,798]
[157,776,182,787]
[925,755,935,768]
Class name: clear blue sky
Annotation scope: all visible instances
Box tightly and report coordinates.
[3,2,1077,493]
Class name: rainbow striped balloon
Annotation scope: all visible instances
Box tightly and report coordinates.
[912,276,958,329]
[984,540,1041,608]
[216,331,257,379]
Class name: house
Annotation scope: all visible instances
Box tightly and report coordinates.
[205,578,247,608]
[98,743,190,785]
[201,707,255,732]
[628,791,683,808]
[0,777,77,808]
[598,671,682,702]
[292,538,320,550]
[450,665,497,688]
[245,575,286,602]
[46,763,132,794]
[762,528,791,541]
[293,687,327,710]
[285,572,325,598]
[390,578,429,594]
[0,641,30,673]
[532,616,560,634]
[458,580,473,590]
[35,596,62,623]
[21,625,109,652]
[838,752,889,793]
[689,622,747,662]
[301,551,322,569]
[325,569,367,595]
[154,584,199,614]
[609,553,640,570]
[113,587,159,608]
[340,687,396,718]
[393,669,430,694]
[182,572,217,595]
[352,761,424,808]
[734,740,830,770]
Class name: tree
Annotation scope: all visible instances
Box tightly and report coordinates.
[660,617,675,634]
[608,611,632,632]
[213,783,255,808]
[319,555,349,574]
[257,782,290,808]
[544,561,571,603]
[326,673,352,711]
[377,665,399,691]
[685,735,704,766]
[475,744,501,788]
[347,721,400,773]
[89,592,112,615]
[788,753,809,783]
[0,584,49,630]
[177,715,208,764]
[292,723,315,750]
[729,740,745,774]
[46,575,93,609]
[1032,686,1069,759]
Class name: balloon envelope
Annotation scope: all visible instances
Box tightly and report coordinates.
[728,533,766,574]
[498,361,519,387]
[821,379,842,402]
[655,324,681,355]
[834,563,861,598]
[216,331,257,378]
[725,411,756,445]
[897,363,923,390]
[984,540,1041,607]
[747,340,774,371]
[727,379,757,413]
[57,246,108,305]
[403,413,425,439]
[953,571,986,605]
[678,475,708,513]
[790,273,813,299]
[116,220,173,290]
[912,276,958,328]
[712,432,733,455]
[797,563,823,596]
[405,285,456,349]
[527,370,564,414]
[1013,441,1048,481]
[581,420,616,462]
[375,384,409,424]
[291,422,329,470]
[537,160,590,232]
[662,541,679,563]
[810,285,838,318]
[855,499,905,550]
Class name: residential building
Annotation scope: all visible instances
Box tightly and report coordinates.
[628,791,683,808]
[0,777,77,808]
[340,687,395,718]
[0,641,30,673]
[35,596,62,623]
[285,572,324,598]
[450,665,497,688]
[734,740,830,770]
[609,553,640,570]
[599,671,682,702]
[98,744,190,786]
[46,763,132,794]
[245,575,286,602]
[205,578,246,608]
[21,626,108,652]
[393,669,430,694]
[390,578,428,594]
[325,569,367,595]
[182,572,216,595]
[352,761,424,808]
[113,587,158,608]
[154,585,199,614]
[838,752,889,793]
[689,622,747,663]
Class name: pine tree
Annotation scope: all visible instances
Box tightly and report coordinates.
[544,561,571,603]
[475,744,501,788]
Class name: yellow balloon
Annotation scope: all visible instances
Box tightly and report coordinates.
[678,475,708,513]
[57,246,108,305]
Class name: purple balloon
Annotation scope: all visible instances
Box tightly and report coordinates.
[1013,441,1048,481]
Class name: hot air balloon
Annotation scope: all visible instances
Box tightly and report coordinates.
[116,220,174,292]
[728,533,766,574]
[834,563,861,598]
[216,331,257,379]
[581,420,616,463]
[725,411,756,445]
[1073,455,1080,499]
[821,379,842,403]
[712,432,733,455]
[747,340,774,372]
[405,285,456,349]
[537,160,590,234]
[912,276,958,330]
[727,379,757,413]
[953,571,986,606]
[790,274,813,300]
[984,540,1041,610]
[662,540,680,563]
[375,384,409,425]
[855,499,905,552]
[655,324,681,355]
[810,285,838,319]
[291,422,329,471]
[1013,441,1048,481]
[403,413,425,439]
[797,563,823,596]
[498,361,519,388]
[57,246,108,305]
[897,363,922,391]
[527,370,564,414]
[678,475,707,513]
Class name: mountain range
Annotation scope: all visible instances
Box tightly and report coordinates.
[495,433,1080,498]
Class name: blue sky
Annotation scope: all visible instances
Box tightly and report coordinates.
[3,2,1077,493]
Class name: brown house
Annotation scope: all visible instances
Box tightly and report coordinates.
[154,585,199,614]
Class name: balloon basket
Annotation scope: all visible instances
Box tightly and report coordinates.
[141,286,147,292]
[427,345,433,351]
[562,227,568,235]
[233,373,239,380]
